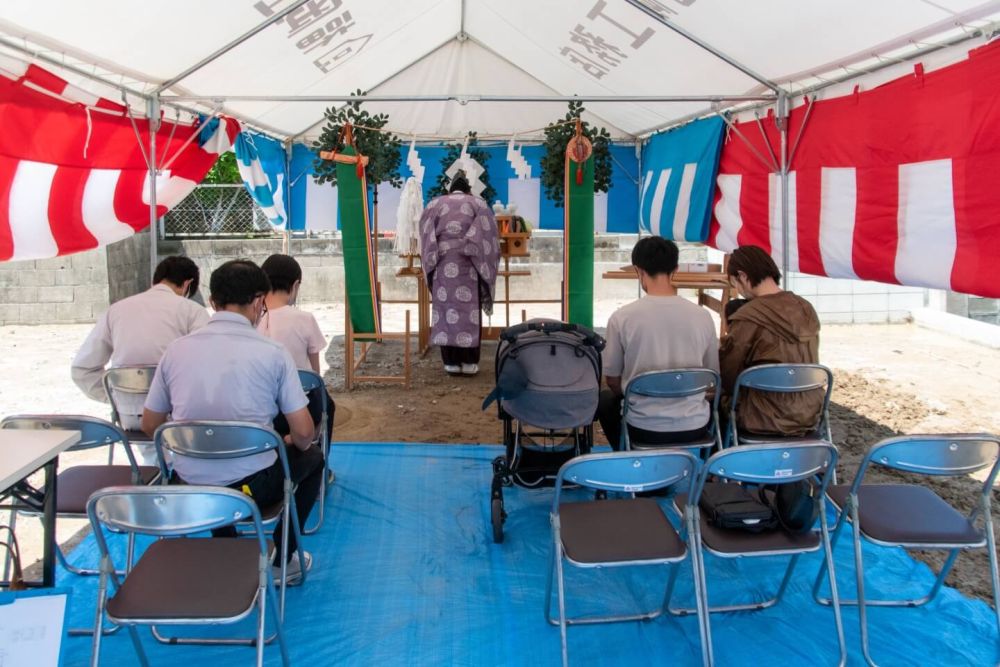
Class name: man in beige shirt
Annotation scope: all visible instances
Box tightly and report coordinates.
[71,256,209,457]
[597,236,719,449]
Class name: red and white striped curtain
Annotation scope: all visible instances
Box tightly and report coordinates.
[709,40,1000,298]
[0,61,239,262]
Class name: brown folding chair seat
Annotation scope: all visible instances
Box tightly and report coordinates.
[675,489,821,554]
[559,498,686,563]
[56,465,159,514]
[825,484,982,545]
[106,538,260,620]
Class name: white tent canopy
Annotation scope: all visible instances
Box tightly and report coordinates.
[2,0,998,141]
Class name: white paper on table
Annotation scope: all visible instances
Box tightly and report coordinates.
[0,590,69,667]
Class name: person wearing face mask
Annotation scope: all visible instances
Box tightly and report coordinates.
[71,255,209,463]
[596,236,719,450]
[141,259,322,585]
[257,254,335,448]
[719,245,822,437]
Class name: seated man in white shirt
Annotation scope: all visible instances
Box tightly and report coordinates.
[257,254,335,446]
[141,259,323,584]
[71,256,209,462]
[596,236,720,450]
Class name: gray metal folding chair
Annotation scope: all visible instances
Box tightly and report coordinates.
[0,415,157,577]
[153,421,306,630]
[727,363,833,448]
[621,368,722,456]
[298,369,332,535]
[545,450,710,667]
[87,485,289,667]
[102,366,158,464]
[670,441,846,666]
[813,434,1000,666]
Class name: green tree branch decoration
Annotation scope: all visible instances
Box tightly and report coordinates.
[540,101,612,208]
[312,89,402,194]
[427,132,497,204]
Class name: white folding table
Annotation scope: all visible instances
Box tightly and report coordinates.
[0,429,81,587]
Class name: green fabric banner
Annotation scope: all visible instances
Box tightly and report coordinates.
[336,146,380,335]
[563,153,594,328]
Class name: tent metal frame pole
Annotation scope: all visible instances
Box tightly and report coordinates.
[623,0,780,93]
[147,96,160,284]
[160,93,774,104]
[777,92,791,285]
[152,0,311,94]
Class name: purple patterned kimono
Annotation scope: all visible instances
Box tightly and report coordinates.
[419,192,500,349]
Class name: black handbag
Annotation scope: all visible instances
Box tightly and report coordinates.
[765,480,820,534]
[698,483,778,533]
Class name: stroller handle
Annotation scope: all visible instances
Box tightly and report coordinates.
[500,321,606,351]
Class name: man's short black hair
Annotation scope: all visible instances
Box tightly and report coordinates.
[209,259,271,308]
[631,236,679,277]
[153,256,200,295]
[261,254,303,293]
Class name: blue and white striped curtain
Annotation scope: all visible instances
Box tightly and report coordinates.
[234,131,289,230]
[639,116,725,242]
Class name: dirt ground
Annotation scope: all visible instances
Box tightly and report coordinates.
[2,313,999,604]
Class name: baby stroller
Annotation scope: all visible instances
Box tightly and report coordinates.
[482,320,605,543]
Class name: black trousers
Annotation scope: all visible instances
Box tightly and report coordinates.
[198,444,324,562]
[596,389,710,451]
[273,386,336,444]
[440,345,480,365]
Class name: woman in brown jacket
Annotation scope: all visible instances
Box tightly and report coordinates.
[720,245,823,437]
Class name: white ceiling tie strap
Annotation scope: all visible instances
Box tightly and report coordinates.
[83,106,93,159]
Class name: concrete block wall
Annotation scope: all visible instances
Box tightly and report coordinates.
[785,273,926,324]
[106,229,152,305]
[0,248,110,325]
[945,292,1000,325]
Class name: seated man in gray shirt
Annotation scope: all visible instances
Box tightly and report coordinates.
[142,259,322,584]
[597,236,719,450]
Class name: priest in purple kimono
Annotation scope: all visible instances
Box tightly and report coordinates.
[419,173,500,376]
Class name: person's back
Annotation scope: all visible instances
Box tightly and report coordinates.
[72,256,208,404]
[720,245,822,436]
[257,254,326,372]
[598,236,719,449]
[72,256,207,462]
[151,311,302,484]
[607,295,718,432]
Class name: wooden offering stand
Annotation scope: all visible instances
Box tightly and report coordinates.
[482,215,559,340]
[391,253,431,356]
[602,254,737,336]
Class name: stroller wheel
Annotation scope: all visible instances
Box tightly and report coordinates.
[491,498,505,544]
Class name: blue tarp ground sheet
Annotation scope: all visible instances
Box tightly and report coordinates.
[60,444,998,666]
